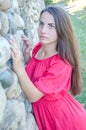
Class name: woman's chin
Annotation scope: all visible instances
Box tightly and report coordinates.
[39,39,48,44]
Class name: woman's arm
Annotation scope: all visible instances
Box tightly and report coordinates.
[18,68,44,102]
[10,39,44,103]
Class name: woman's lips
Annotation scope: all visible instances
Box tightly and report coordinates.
[40,36,47,39]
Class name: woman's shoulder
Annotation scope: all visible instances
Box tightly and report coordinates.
[50,54,72,69]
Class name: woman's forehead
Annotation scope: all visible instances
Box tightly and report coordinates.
[40,11,55,23]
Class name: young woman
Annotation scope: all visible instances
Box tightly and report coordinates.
[10,6,86,130]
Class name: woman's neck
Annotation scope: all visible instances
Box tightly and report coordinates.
[36,43,58,59]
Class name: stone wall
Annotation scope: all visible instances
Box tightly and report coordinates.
[18,0,45,45]
[0,0,45,129]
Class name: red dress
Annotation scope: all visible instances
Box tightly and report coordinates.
[25,43,86,130]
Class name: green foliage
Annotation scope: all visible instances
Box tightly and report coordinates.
[44,0,53,5]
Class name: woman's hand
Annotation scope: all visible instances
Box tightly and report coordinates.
[9,38,25,76]
[21,35,32,63]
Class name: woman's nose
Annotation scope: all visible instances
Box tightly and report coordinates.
[41,25,48,33]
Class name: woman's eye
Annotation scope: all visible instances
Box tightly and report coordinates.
[39,22,44,26]
[48,24,55,29]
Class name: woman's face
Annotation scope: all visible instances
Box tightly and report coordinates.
[38,11,58,46]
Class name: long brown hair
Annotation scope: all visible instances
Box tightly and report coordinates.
[40,6,82,96]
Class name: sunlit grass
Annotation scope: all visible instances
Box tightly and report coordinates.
[65,0,86,14]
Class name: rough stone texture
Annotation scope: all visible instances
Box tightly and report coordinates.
[0,36,11,67]
[18,0,45,46]
[0,0,11,11]
[0,83,6,124]
[0,11,9,36]
[0,0,45,129]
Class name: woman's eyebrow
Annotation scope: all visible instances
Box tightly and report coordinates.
[48,23,55,25]
[40,20,55,25]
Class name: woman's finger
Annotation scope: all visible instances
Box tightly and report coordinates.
[21,35,28,41]
[9,39,20,51]
[9,39,21,59]
[10,44,18,57]
[21,35,31,45]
